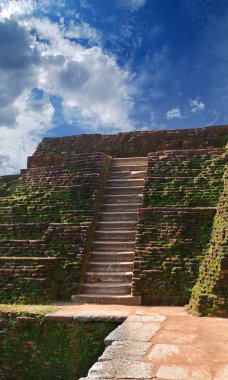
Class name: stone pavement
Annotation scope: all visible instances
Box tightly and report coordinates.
[71,306,228,380]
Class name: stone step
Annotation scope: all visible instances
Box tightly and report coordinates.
[81,282,131,295]
[90,251,134,261]
[106,179,144,187]
[87,261,134,272]
[101,203,141,212]
[105,186,144,195]
[108,170,146,179]
[111,157,147,165]
[72,294,141,305]
[73,155,146,305]
[97,221,137,229]
[93,241,135,251]
[110,164,147,171]
[100,212,138,221]
[85,271,132,282]
[95,231,136,241]
[103,194,142,204]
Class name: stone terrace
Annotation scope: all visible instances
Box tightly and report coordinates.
[0,126,227,316]
[4,303,225,380]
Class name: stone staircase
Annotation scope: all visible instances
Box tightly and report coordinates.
[72,157,147,305]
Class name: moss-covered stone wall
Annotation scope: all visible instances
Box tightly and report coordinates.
[30,125,228,160]
[0,176,19,197]
[133,147,227,307]
[0,127,227,313]
[133,208,215,305]
[0,313,117,380]
[144,148,226,207]
[0,153,111,303]
[188,160,228,316]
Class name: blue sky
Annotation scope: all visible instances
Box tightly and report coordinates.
[0,0,228,173]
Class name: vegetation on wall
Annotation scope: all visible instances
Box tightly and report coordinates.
[133,148,227,308]
[0,314,117,380]
[188,158,228,316]
[0,153,111,304]
[144,149,226,207]
[133,208,215,305]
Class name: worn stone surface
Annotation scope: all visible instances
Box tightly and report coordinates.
[73,312,126,323]
[156,365,188,379]
[153,330,197,344]
[88,359,153,379]
[148,344,180,361]
[104,321,161,345]
[98,340,151,361]
[76,306,228,380]
[127,313,166,322]
[213,365,228,380]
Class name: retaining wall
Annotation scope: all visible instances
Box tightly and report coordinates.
[0,153,111,303]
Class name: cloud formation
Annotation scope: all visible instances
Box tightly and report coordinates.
[116,0,146,11]
[125,0,146,11]
[166,108,183,120]
[0,91,54,174]
[0,20,37,111]
[0,2,135,174]
[189,98,205,113]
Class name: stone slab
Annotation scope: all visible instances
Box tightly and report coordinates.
[88,359,153,379]
[214,364,228,380]
[127,313,166,323]
[148,344,180,361]
[153,330,197,344]
[105,321,161,345]
[46,312,127,323]
[98,340,152,361]
[156,365,188,379]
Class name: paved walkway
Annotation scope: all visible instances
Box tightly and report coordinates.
[1,304,227,379]
[49,305,228,380]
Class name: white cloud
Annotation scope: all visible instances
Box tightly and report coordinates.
[0,2,136,174]
[189,97,205,113]
[0,0,65,20]
[166,108,183,120]
[29,17,134,131]
[80,0,93,11]
[0,91,54,174]
[0,0,35,20]
[123,0,146,11]
[64,20,100,43]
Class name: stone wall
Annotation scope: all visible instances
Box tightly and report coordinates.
[133,147,227,306]
[0,175,19,196]
[30,125,228,161]
[0,258,60,303]
[132,208,215,305]
[144,148,226,207]
[0,126,227,311]
[188,160,228,316]
[0,153,111,303]
[0,312,117,380]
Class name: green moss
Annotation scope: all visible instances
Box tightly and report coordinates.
[144,151,226,208]
[0,154,111,304]
[0,316,117,380]
[188,162,228,316]
[136,208,215,305]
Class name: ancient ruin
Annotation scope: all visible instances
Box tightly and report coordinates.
[0,125,227,317]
